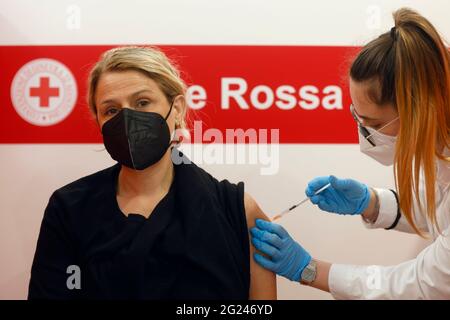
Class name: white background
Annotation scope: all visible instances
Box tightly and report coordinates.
[1,0,449,299]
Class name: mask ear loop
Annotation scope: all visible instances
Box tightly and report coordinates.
[164,99,175,120]
[365,116,400,141]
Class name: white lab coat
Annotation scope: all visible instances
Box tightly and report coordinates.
[329,151,450,299]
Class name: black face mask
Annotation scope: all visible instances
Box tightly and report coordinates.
[101,102,174,170]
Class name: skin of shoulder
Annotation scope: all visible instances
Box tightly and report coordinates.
[244,192,277,300]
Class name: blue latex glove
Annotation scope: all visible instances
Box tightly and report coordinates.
[251,219,311,282]
[305,175,370,215]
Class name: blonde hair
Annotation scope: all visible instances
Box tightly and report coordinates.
[350,8,450,235]
[87,46,188,129]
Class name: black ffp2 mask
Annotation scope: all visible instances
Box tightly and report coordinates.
[101,103,173,170]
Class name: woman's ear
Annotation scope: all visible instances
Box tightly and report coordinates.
[172,95,186,126]
[169,95,186,145]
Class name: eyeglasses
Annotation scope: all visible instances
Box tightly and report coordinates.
[350,104,399,147]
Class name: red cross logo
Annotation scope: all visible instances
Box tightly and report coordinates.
[29,77,60,107]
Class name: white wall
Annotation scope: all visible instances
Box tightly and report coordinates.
[1,0,448,299]
[1,0,449,46]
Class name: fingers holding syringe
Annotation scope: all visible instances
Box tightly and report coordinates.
[305,176,331,197]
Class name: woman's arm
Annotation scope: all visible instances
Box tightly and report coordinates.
[305,176,429,234]
[244,193,277,300]
[305,260,331,292]
[362,188,429,234]
[252,218,450,299]
[324,228,450,299]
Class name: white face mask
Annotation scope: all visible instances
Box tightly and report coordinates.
[350,104,399,166]
[359,126,397,166]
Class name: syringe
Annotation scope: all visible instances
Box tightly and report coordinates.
[271,183,331,221]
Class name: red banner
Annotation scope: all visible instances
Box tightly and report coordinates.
[0,45,361,143]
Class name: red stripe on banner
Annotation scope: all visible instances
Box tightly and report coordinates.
[0,45,361,144]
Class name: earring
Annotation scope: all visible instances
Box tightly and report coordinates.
[172,119,183,146]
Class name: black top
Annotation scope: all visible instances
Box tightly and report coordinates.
[28,155,250,299]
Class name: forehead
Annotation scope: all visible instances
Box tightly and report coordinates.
[349,79,375,106]
[95,70,162,101]
[349,78,398,122]
[349,79,382,115]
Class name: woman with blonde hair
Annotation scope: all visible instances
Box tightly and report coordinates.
[252,8,450,299]
[28,46,276,299]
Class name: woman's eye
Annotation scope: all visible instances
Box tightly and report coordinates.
[371,124,382,130]
[105,108,118,116]
[362,121,378,129]
[136,99,150,108]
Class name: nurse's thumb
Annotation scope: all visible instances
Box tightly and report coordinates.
[329,175,348,190]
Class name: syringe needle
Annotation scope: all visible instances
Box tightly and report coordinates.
[271,183,331,221]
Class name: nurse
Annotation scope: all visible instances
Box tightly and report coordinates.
[251,7,450,299]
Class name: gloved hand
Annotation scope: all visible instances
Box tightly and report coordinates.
[251,219,311,282]
[305,175,371,215]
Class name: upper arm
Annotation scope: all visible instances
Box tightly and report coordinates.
[244,192,277,300]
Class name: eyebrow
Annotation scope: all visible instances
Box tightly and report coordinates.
[99,89,154,107]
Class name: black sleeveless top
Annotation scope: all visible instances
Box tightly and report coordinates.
[28,155,250,299]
